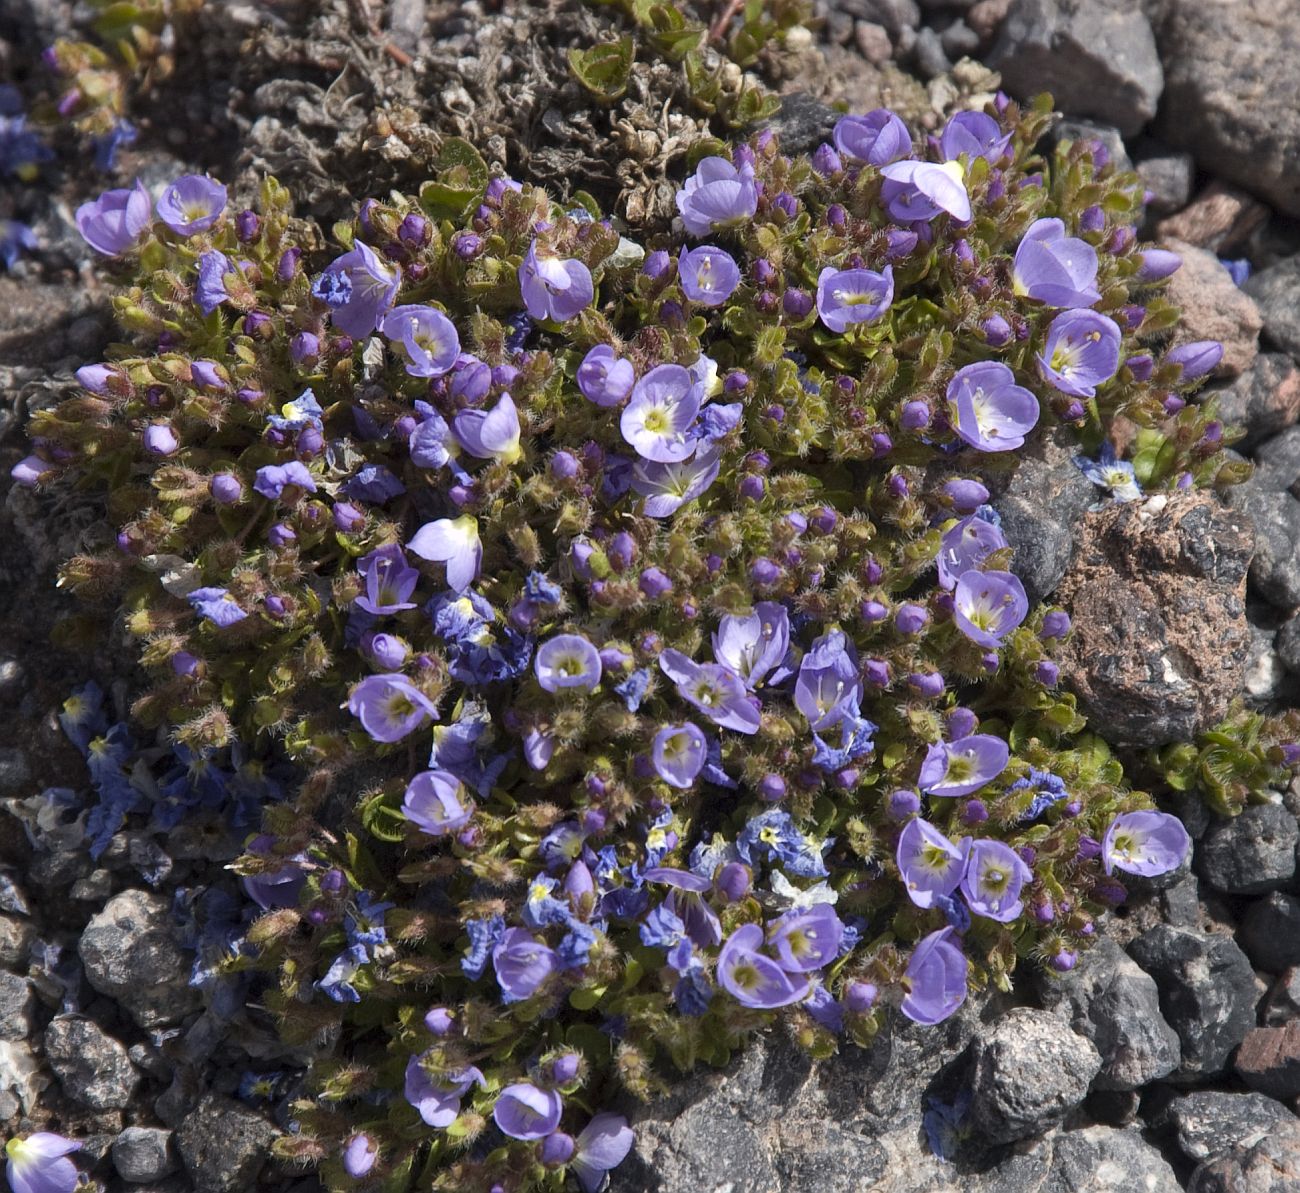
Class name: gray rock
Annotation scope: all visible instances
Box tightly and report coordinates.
[44,1014,140,1110]
[1156,0,1300,219]
[1239,892,1300,974]
[176,1095,277,1193]
[1224,485,1300,610]
[968,1008,1102,1143]
[1127,925,1256,1080]
[0,747,32,796]
[1164,239,1261,380]
[0,915,33,968]
[1197,803,1298,895]
[1047,118,1132,174]
[1243,255,1300,362]
[1279,614,1300,675]
[911,26,951,77]
[1039,938,1180,1091]
[1235,1021,1300,1100]
[1135,141,1194,217]
[1163,1090,1293,1164]
[79,889,201,1029]
[938,18,980,58]
[1253,425,1300,492]
[1187,1119,1300,1193]
[839,0,920,39]
[1213,354,1300,451]
[0,971,33,1041]
[762,93,839,156]
[990,0,1163,136]
[1262,967,1300,1026]
[1043,1126,1182,1193]
[113,1127,179,1183]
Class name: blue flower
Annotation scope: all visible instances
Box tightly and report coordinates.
[523,571,563,605]
[614,668,651,712]
[92,118,137,171]
[556,921,596,970]
[811,714,877,772]
[923,1090,972,1161]
[345,892,394,949]
[639,904,687,950]
[737,810,829,880]
[701,735,737,788]
[1073,442,1142,502]
[935,892,971,933]
[344,464,406,504]
[673,959,713,1016]
[59,682,108,754]
[461,915,505,979]
[522,875,571,929]
[317,944,368,1003]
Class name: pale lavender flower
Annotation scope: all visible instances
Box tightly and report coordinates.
[535,634,602,692]
[1073,442,1142,502]
[5,1133,81,1193]
[947,361,1039,451]
[403,770,473,836]
[940,110,1011,163]
[1135,249,1182,282]
[577,344,635,406]
[75,179,152,256]
[658,649,760,734]
[643,867,721,947]
[494,1083,563,1140]
[766,903,843,973]
[492,927,558,1002]
[717,923,810,1008]
[382,305,460,378]
[832,110,911,165]
[452,393,522,463]
[1166,340,1223,380]
[253,461,315,499]
[620,364,702,462]
[676,156,758,236]
[631,447,722,517]
[404,1055,484,1127]
[960,839,1031,922]
[408,515,482,592]
[900,927,967,1025]
[571,1115,635,1193]
[678,245,740,307]
[186,587,247,627]
[937,514,1007,589]
[347,674,439,742]
[1037,309,1122,397]
[1012,218,1100,308]
[1102,810,1190,877]
[897,818,967,909]
[519,239,594,322]
[196,249,234,315]
[712,601,789,689]
[342,1133,378,1178]
[315,241,400,337]
[652,723,707,788]
[880,161,971,223]
[815,265,894,333]
[953,570,1028,647]
[919,734,1009,798]
[157,173,227,236]
[794,630,861,731]
[143,424,179,456]
[355,543,419,614]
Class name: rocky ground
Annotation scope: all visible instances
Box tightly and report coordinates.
[2,0,1300,1190]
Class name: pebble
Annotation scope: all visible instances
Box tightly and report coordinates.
[44,1014,140,1110]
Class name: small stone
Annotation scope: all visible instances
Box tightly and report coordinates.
[0,971,34,1040]
[1278,614,1300,675]
[760,92,839,156]
[1212,354,1300,451]
[1134,142,1194,217]
[911,26,950,77]
[79,889,201,1029]
[1164,239,1261,380]
[1262,967,1300,1026]
[1157,182,1270,254]
[1253,425,1300,492]
[1039,938,1180,1091]
[939,18,980,58]
[1197,804,1298,895]
[968,1007,1102,1144]
[1045,1126,1182,1193]
[1243,254,1300,362]
[70,869,114,902]
[989,0,1163,136]
[1127,925,1256,1080]
[853,20,893,65]
[129,1041,173,1081]
[1187,1120,1300,1193]
[1163,1090,1293,1164]
[0,747,31,797]
[177,1095,277,1193]
[0,658,25,704]
[1224,486,1300,609]
[1240,891,1300,974]
[44,1015,140,1110]
[843,0,920,39]
[967,0,1011,42]
[1234,1021,1300,1100]
[113,1126,178,1184]
[0,915,33,968]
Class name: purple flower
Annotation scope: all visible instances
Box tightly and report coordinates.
[631,447,722,517]
[191,360,226,390]
[409,516,482,592]
[317,944,367,1002]
[717,923,810,1009]
[880,161,971,223]
[492,927,558,1002]
[794,630,862,731]
[676,156,758,236]
[947,361,1039,452]
[409,411,454,470]
[712,602,789,689]
[953,570,1028,647]
[157,174,227,236]
[519,239,594,322]
[937,514,1007,589]
[1166,340,1223,380]
[1037,309,1122,397]
[452,393,522,463]
[533,633,602,693]
[404,1054,484,1127]
[644,867,721,947]
[1102,810,1190,877]
[766,903,843,973]
[382,305,460,378]
[403,770,473,836]
[1134,248,1182,282]
[658,649,760,734]
[571,1115,635,1193]
[5,1133,81,1193]
[832,110,911,165]
[621,364,702,462]
[355,544,419,614]
[919,734,1009,798]
[960,839,1031,922]
[1012,218,1101,308]
[940,110,1011,163]
[347,674,439,742]
[342,1133,378,1178]
[253,461,316,499]
[678,245,740,307]
[344,463,405,504]
[75,179,152,256]
[815,265,894,333]
[900,927,967,1025]
[186,587,247,627]
[315,241,400,337]
[897,818,967,909]
[494,1083,563,1140]
[196,249,234,315]
[577,344,636,407]
[143,423,179,456]
[652,723,707,788]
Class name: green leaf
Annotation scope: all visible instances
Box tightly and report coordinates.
[567,38,635,102]
[419,138,490,221]
[359,788,408,844]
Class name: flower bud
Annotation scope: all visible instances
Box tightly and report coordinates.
[277,246,301,281]
[715,861,752,902]
[749,557,781,587]
[210,472,242,504]
[887,789,920,819]
[860,599,888,624]
[900,400,929,430]
[539,1132,576,1167]
[643,249,671,280]
[783,288,813,319]
[864,658,890,687]
[290,331,319,365]
[1034,660,1060,687]
[453,231,483,259]
[961,799,988,825]
[551,450,580,480]
[639,567,673,598]
[1079,205,1105,233]
[812,143,842,176]
[907,671,945,698]
[1126,352,1154,380]
[1167,340,1223,380]
[364,632,410,670]
[235,209,260,241]
[1135,249,1182,282]
[895,604,928,634]
[143,423,179,456]
[826,203,847,230]
[844,981,877,1013]
[268,522,297,548]
[424,1006,454,1036]
[757,774,786,803]
[739,474,765,501]
[981,314,1012,346]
